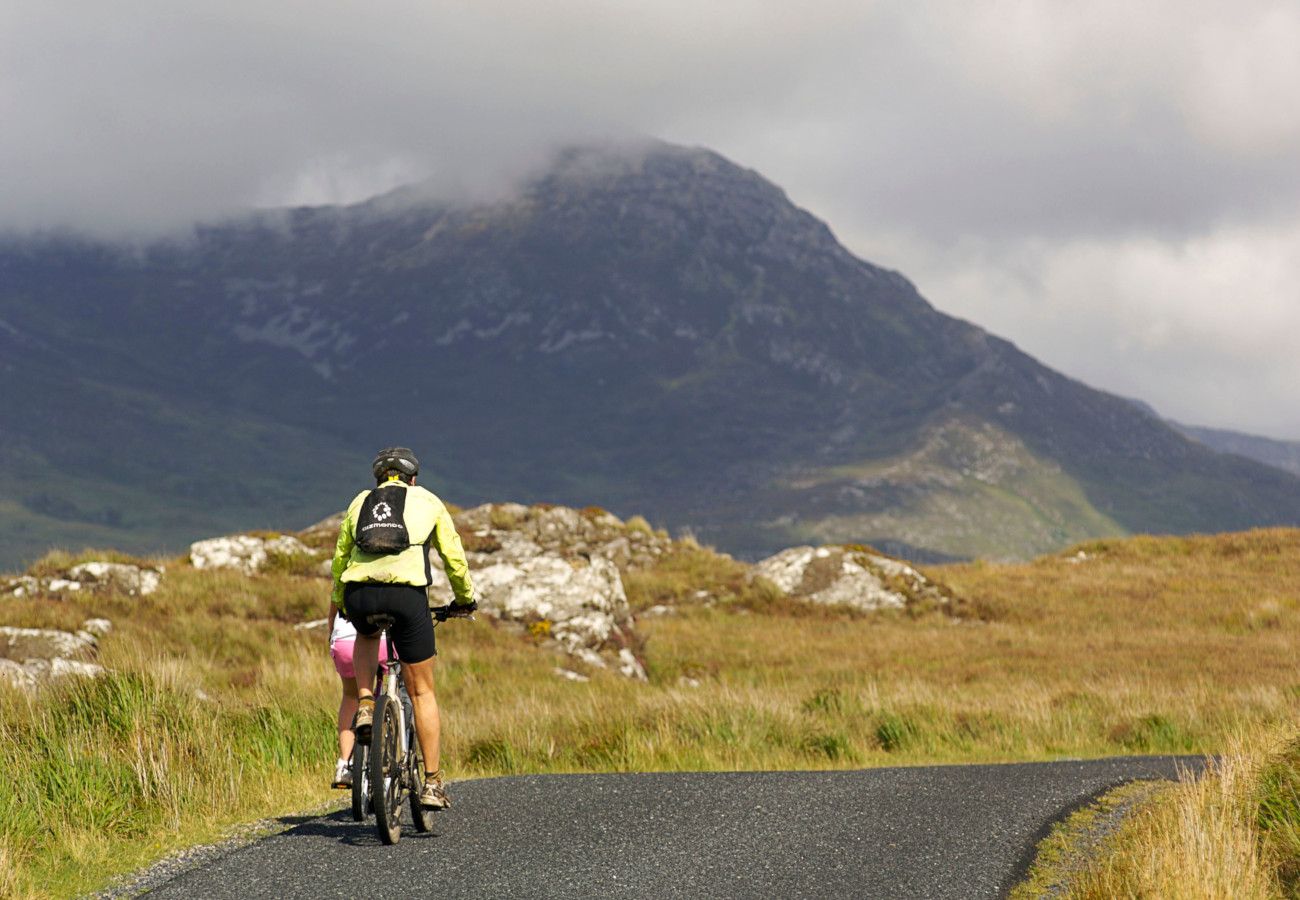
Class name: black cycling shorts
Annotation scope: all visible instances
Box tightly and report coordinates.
[342,582,436,663]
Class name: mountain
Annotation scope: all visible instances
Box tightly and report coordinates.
[1171,423,1300,478]
[1122,398,1300,479]
[3,140,1299,568]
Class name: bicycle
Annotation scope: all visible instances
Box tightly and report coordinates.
[353,603,471,844]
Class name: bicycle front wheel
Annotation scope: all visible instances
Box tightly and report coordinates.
[370,693,403,845]
[407,714,434,833]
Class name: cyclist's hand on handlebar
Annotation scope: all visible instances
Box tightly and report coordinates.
[432,601,476,621]
[448,600,477,618]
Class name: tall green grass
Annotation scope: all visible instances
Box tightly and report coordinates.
[0,555,340,899]
[0,657,335,898]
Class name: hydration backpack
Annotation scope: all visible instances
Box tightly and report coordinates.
[355,484,411,554]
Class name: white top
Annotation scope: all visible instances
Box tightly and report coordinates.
[330,614,357,644]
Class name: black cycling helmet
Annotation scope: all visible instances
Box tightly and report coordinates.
[371,447,420,481]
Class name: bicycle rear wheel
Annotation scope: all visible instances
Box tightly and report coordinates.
[370,693,403,844]
[350,740,369,821]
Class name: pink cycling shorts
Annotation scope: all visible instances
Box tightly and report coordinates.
[330,638,392,680]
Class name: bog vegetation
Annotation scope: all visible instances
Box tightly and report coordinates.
[3,527,1300,897]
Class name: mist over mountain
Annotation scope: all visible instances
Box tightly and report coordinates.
[3,140,1298,569]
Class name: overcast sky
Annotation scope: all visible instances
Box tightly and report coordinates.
[4,1,1299,438]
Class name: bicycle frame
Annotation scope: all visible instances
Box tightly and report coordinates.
[377,628,410,793]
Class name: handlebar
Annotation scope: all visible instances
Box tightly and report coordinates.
[431,603,475,622]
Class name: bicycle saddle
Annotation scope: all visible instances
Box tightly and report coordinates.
[365,613,397,630]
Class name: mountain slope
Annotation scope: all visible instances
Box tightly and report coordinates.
[2,140,1298,567]
[1172,422,1300,478]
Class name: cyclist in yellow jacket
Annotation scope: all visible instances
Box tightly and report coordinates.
[331,447,476,809]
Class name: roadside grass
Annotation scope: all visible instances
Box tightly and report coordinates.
[1010,779,1169,899]
[0,678,335,898]
[0,592,339,899]
[2,527,1300,896]
[1015,724,1300,898]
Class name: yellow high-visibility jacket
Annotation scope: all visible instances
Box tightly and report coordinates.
[330,479,474,611]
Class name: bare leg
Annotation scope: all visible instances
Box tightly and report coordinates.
[402,657,441,773]
[338,676,358,761]
[353,634,381,701]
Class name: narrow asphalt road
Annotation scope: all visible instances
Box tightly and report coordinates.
[138,756,1202,899]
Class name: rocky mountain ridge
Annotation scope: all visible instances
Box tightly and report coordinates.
[3,140,1299,565]
[1172,422,1300,478]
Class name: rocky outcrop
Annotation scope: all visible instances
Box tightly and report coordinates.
[4,575,81,597]
[0,656,105,686]
[0,619,110,686]
[754,545,952,612]
[0,625,96,659]
[189,534,317,574]
[429,503,649,678]
[3,562,161,598]
[298,503,653,678]
[452,503,674,569]
[68,562,161,596]
[300,502,674,569]
[297,514,345,551]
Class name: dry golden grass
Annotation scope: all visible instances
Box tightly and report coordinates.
[1021,724,1297,898]
[437,528,1300,791]
[3,528,1300,897]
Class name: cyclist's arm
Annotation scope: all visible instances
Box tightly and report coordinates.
[430,503,475,606]
[330,510,356,611]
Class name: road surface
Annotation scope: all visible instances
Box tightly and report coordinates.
[136,756,1202,899]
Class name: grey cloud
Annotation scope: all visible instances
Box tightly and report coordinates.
[3,1,1299,436]
[853,224,1300,440]
[1,1,881,233]
[679,1,1300,243]
[6,1,1297,239]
